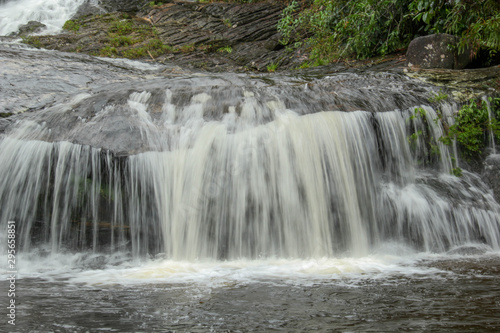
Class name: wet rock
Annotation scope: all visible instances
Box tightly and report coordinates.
[0,118,11,134]
[447,244,489,255]
[406,34,472,70]
[0,41,172,115]
[9,21,46,37]
[71,0,107,20]
[99,0,150,13]
[404,65,500,101]
[21,1,298,72]
[482,154,500,202]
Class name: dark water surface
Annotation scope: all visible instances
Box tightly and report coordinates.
[1,256,499,332]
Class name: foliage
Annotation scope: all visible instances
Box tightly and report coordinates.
[408,96,500,176]
[278,0,415,62]
[428,90,448,104]
[217,46,233,53]
[278,0,500,66]
[148,1,164,7]
[440,97,500,159]
[407,105,446,171]
[267,62,279,72]
[409,0,500,55]
[451,167,463,177]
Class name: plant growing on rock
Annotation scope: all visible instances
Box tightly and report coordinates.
[440,97,500,159]
[217,46,232,53]
[63,19,81,32]
[267,62,278,72]
[91,14,172,60]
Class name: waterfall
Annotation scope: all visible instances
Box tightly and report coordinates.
[1,82,499,260]
[483,96,497,155]
[0,0,85,36]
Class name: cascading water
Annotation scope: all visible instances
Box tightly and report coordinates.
[0,0,86,36]
[1,22,500,333]
[1,75,499,262]
[484,96,497,155]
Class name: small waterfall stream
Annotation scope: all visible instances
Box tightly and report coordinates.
[0,0,86,35]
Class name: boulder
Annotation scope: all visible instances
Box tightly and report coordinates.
[406,34,472,69]
[9,21,46,37]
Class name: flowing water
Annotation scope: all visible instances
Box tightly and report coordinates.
[1,2,500,332]
[0,0,86,36]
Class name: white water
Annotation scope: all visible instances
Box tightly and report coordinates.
[2,243,498,288]
[0,0,85,36]
[483,96,497,154]
[1,87,499,264]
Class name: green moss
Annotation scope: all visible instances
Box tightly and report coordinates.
[21,36,42,48]
[99,46,118,57]
[110,35,134,47]
[63,20,81,32]
[109,20,134,35]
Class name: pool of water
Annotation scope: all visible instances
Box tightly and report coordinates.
[2,250,499,332]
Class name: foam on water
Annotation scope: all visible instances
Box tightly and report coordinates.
[6,244,497,288]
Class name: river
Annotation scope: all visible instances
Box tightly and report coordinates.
[1,1,499,332]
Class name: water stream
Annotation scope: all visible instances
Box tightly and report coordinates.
[0,0,86,36]
[0,2,499,332]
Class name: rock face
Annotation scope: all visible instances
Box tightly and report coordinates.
[0,41,179,116]
[98,0,149,13]
[22,1,299,72]
[406,34,472,69]
[483,155,500,202]
[71,0,107,19]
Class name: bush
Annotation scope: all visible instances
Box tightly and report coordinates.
[278,0,500,65]
[410,0,500,58]
[441,97,500,159]
[278,0,415,61]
